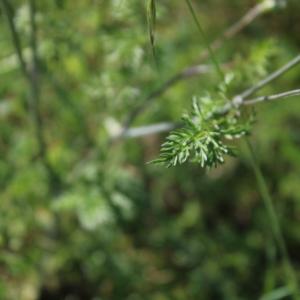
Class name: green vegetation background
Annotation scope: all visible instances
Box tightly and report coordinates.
[0,0,300,299]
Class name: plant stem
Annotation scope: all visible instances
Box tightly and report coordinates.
[244,89,300,105]
[1,0,59,186]
[245,138,299,299]
[185,0,224,81]
[118,87,300,138]
[122,1,272,132]
[0,0,28,77]
[240,54,300,99]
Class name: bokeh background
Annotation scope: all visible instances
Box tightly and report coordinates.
[1,0,300,299]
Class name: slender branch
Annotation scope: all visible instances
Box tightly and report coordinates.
[216,54,300,115]
[246,139,291,262]
[119,53,300,138]
[245,139,299,297]
[197,0,276,62]
[122,54,300,138]
[28,0,45,156]
[185,0,224,80]
[0,0,28,77]
[244,89,300,105]
[121,1,274,132]
[123,122,179,139]
[1,0,59,184]
[240,54,300,99]
[121,88,300,138]
[28,0,59,184]
[122,64,212,130]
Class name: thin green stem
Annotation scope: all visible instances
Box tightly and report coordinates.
[245,138,299,299]
[184,0,299,292]
[28,0,59,185]
[185,0,224,81]
[0,0,28,77]
[1,0,60,187]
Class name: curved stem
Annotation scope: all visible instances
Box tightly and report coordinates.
[244,89,300,105]
[240,55,300,99]
[1,0,60,187]
[119,87,300,139]
[245,139,299,299]
[122,1,273,132]
[185,0,224,81]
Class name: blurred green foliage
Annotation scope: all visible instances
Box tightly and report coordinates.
[0,0,300,299]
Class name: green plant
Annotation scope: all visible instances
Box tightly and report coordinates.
[152,80,253,168]
[1,0,300,299]
[148,0,300,298]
